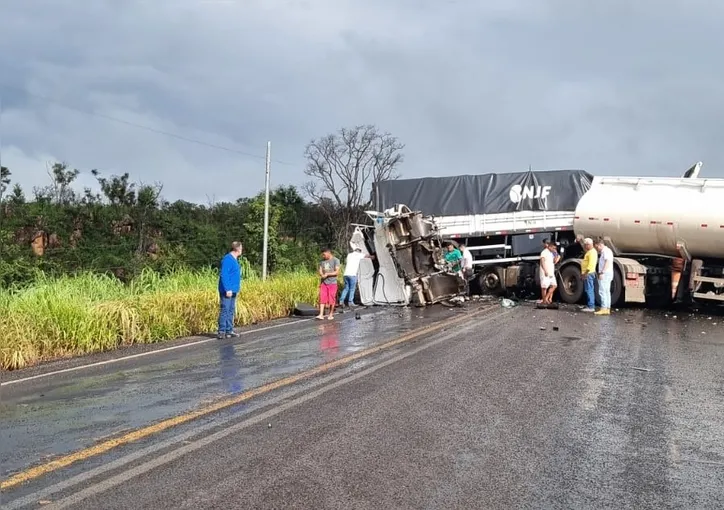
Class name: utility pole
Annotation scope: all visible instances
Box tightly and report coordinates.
[0,93,3,195]
[0,94,4,204]
[261,141,271,280]
[0,94,4,261]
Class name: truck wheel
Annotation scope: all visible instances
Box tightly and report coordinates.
[558,264,583,304]
[478,267,504,295]
[611,268,624,308]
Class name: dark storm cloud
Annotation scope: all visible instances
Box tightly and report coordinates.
[0,0,722,203]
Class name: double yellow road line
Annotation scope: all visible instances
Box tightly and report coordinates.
[2,305,492,490]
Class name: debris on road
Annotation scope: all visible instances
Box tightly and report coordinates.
[445,296,466,307]
[501,298,518,308]
[632,367,652,372]
[536,302,560,309]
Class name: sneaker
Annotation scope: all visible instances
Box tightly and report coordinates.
[226,331,240,338]
[216,333,225,340]
[594,308,610,316]
[581,307,595,313]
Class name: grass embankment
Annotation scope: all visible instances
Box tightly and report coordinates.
[0,268,319,371]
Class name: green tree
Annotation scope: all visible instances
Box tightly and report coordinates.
[92,169,137,206]
[133,183,163,255]
[0,166,11,264]
[8,184,25,206]
[46,162,80,205]
[242,193,281,272]
[0,159,339,287]
[0,166,10,201]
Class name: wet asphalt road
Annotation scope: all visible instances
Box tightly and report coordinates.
[3,302,724,509]
[1,305,465,477]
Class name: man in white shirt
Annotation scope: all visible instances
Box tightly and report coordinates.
[594,238,614,315]
[539,239,559,305]
[459,243,474,280]
[339,248,370,308]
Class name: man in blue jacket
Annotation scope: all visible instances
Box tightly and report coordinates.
[217,241,243,339]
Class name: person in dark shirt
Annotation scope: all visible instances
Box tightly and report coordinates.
[217,241,243,339]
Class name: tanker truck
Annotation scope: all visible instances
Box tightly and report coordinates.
[560,168,724,307]
[369,162,724,307]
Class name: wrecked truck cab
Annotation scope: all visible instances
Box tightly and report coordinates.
[362,205,466,306]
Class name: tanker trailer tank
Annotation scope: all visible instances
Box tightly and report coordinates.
[571,175,724,305]
[573,176,724,259]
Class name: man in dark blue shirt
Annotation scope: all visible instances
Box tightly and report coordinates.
[217,241,243,339]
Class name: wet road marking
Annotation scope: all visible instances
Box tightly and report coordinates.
[21,308,506,509]
[1,318,316,387]
[2,348,407,510]
[0,305,493,492]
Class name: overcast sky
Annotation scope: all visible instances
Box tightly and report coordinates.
[1,0,722,203]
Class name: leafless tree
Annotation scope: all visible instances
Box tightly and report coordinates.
[303,124,404,249]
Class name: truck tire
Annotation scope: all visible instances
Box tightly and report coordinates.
[293,303,319,317]
[558,264,583,304]
[610,268,624,308]
[477,267,504,295]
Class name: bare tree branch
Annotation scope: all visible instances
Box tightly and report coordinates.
[304,125,404,209]
[303,125,404,248]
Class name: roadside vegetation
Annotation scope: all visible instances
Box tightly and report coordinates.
[0,124,404,370]
[0,268,319,370]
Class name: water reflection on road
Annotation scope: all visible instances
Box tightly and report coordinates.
[218,343,244,395]
[1,306,462,476]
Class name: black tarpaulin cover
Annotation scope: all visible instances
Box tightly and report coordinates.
[372,169,593,216]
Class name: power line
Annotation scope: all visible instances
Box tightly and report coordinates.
[0,82,297,166]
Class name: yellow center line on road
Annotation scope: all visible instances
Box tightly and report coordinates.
[1,305,494,491]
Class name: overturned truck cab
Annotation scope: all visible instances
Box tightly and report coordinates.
[384,206,467,305]
[358,205,466,306]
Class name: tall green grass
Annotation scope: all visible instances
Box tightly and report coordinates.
[0,268,319,370]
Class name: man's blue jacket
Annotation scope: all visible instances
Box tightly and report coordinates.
[218,253,241,295]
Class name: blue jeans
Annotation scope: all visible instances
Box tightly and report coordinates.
[339,276,357,305]
[584,273,596,309]
[598,273,613,309]
[218,294,236,333]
